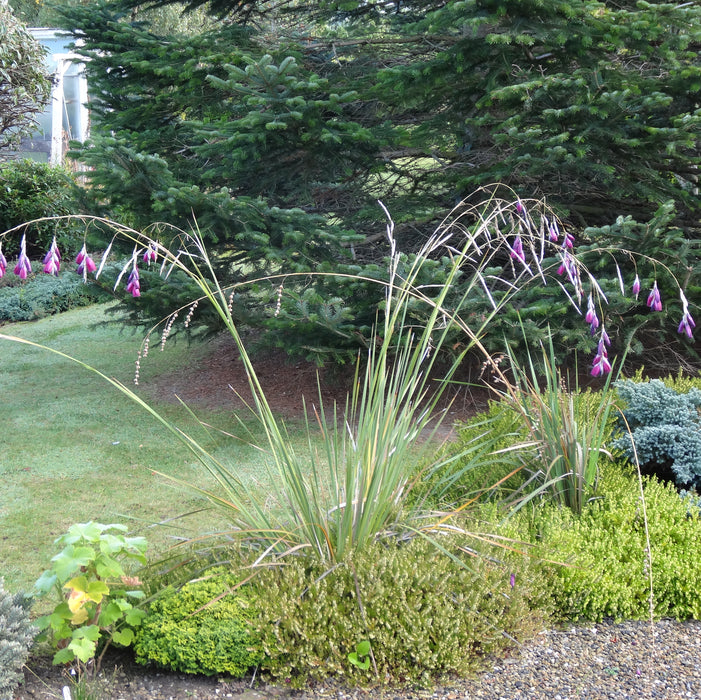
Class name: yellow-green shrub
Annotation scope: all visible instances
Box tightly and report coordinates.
[527,467,701,622]
[134,567,264,677]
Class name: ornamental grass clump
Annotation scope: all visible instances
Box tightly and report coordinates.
[496,333,618,514]
[0,187,696,561]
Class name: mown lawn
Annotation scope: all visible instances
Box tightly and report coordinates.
[0,304,292,594]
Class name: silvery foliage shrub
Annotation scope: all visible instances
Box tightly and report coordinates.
[0,578,37,698]
[613,379,701,491]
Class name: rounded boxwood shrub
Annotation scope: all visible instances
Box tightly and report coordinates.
[254,537,551,688]
[134,567,264,677]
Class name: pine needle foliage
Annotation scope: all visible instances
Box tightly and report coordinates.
[57,0,701,365]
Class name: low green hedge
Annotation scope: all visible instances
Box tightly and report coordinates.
[0,267,110,322]
[134,567,264,677]
[506,465,701,622]
[254,538,550,688]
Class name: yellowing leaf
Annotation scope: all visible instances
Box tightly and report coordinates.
[66,588,90,614]
[70,606,89,625]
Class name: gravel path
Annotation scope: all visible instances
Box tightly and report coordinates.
[17,619,701,700]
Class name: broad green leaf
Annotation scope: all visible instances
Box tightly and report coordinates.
[34,570,58,595]
[64,522,104,543]
[124,607,146,626]
[68,636,97,663]
[48,602,72,630]
[98,601,124,627]
[53,647,76,665]
[99,533,128,555]
[112,628,134,646]
[125,589,145,599]
[95,554,125,579]
[51,545,95,581]
[356,640,371,656]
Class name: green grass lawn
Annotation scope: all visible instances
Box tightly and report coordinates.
[0,304,291,594]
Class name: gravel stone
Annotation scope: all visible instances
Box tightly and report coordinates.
[16,619,701,699]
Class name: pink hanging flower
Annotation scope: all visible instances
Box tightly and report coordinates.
[557,251,576,284]
[510,235,526,264]
[43,237,61,276]
[548,219,559,243]
[562,232,575,249]
[0,244,6,278]
[14,235,32,279]
[143,243,157,265]
[591,336,612,377]
[126,264,141,298]
[632,274,641,300]
[515,199,525,216]
[678,311,695,339]
[646,281,662,311]
[678,290,695,339]
[585,294,599,335]
[76,245,97,277]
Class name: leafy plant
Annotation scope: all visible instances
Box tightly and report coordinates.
[134,566,264,676]
[347,640,371,671]
[0,578,37,699]
[0,160,82,258]
[613,378,701,492]
[34,522,148,670]
[0,5,50,152]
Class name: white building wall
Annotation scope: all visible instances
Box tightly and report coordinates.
[18,28,89,165]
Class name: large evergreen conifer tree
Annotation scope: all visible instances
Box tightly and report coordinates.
[62,0,701,364]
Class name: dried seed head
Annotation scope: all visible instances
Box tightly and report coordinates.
[184,300,199,328]
[160,311,179,351]
[274,284,283,317]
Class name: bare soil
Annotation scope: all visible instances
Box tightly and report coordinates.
[141,332,491,429]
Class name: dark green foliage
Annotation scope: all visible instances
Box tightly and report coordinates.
[0,268,111,323]
[255,539,550,687]
[522,466,701,622]
[613,379,701,491]
[58,0,701,365]
[370,0,701,229]
[0,578,37,699]
[134,567,264,677]
[0,160,83,258]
